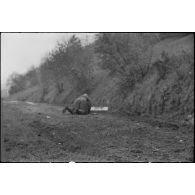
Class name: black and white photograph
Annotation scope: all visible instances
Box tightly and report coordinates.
[1,0,195,194]
[1,32,194,162]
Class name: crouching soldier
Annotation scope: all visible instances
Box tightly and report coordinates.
[62,94,91,115]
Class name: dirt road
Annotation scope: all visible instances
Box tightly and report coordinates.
[1,100,194,162]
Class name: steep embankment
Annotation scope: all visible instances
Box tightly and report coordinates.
[8,34,194,119]
[121,35,194,119]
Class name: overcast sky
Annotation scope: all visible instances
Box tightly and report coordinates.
[1,33,95,88]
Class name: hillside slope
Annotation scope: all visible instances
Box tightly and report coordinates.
[8,34,194,119]
[124,34,194,115]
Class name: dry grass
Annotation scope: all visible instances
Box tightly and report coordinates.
[1,101,194,162]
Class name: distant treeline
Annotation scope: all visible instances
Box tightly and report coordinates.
[7,33,191,96]
[7,35,95,95]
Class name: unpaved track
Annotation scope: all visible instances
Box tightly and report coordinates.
[1,100,194,162]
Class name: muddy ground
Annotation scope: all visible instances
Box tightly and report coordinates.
[1,100,194,162]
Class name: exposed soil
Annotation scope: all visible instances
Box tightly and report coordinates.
[1,100,194,162]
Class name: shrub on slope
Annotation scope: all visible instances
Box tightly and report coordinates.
[122,51,194,117]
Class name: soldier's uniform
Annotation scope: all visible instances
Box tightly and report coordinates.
[62,94,91,115]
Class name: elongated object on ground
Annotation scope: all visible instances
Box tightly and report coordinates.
[91,107,108,111]
[26,101,36,105]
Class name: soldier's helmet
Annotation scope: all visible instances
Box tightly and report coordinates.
[82,93,90,101]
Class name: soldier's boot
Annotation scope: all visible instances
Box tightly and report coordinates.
[64,107,74,114]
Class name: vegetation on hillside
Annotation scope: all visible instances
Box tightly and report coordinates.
[95,33,160,96]
[7,66,39,95]
[122,50,194,117]
[6,33,194,118]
